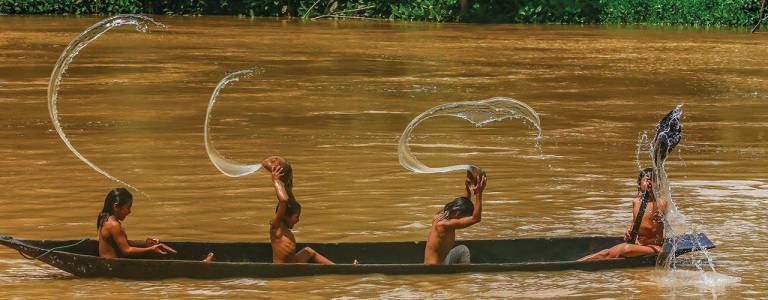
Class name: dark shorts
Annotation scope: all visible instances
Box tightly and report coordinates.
[443,245,471,264]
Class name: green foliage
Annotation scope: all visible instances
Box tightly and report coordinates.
[463,0,602,23]
[0,0,142,15]
[297,0,390,19]
[0,0,764,29]
[599,0,761,26]
[241,0,286,17]
[389,0,459,22]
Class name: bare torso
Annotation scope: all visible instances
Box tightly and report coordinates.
[633,197,664,247]
[424,215,456,264]
[98,217,124,258]
[270,222,297,263]
[578,194,666,261]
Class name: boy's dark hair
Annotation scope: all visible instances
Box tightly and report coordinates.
[97,188,133,230]
[279,162,293,193]
[443,196,473,218]
[286,198,301,216]
[637,167,654,185]
[276,198,302,217]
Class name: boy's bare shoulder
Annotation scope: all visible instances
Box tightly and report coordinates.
[100,217,122,236]
[433,219,453,230]
[103,217,120,228]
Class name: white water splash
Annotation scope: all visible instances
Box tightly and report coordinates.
[653,269,741,296]
[398,97,541,174]
[204,68,264,177]
[47,14,165,196]
[637,105,698,263]
[636,105,740,292]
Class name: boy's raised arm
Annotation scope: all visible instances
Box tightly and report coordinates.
[445,174,486,229]
[270,166,289,228]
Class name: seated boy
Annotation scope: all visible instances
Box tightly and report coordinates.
[579,168,667,261]
[424,166,486,264]
[262,156,334,264]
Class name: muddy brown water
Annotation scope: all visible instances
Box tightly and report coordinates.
[0,16,766,298]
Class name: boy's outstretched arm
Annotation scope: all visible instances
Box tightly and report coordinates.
[444,174,486,229]
[106,222,167,257]
[270,166,289,228]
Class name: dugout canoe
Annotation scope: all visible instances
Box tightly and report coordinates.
[0,233,714,279]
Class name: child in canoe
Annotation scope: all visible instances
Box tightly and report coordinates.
[424,166,486,264]
[97,188,214,262]
[578,168,667,261]
[262,156,334,264]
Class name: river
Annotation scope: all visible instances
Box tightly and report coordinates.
[0,16,766,298]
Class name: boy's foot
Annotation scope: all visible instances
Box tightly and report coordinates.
[202,252,215,263]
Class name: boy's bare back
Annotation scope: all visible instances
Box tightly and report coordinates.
[424,216,457,264]
[98,217,123,259]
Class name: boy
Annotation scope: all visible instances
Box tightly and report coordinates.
[263,156,334,264]
[424,166,487,264]
[579,168,666,261]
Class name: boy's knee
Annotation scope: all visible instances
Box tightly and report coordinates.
[303,247,317,256]
[611,245,630,258]
[604,248,619,258]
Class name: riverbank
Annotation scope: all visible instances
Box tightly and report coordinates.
[0,0,766,30]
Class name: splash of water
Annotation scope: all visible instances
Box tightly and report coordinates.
[636,105,739,291]
[646,105,689,239]
[653,269,741,296]
[635,106,695,259]
[47,14,165,196]
[645,106,709,268]
[204,68,265,177]
[398,97,541,173]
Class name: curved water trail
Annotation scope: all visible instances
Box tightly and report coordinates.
[47,14,165,195]
[204,68,264,177]
[398,97,541,174]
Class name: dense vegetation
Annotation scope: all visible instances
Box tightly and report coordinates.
[0,0,765,28]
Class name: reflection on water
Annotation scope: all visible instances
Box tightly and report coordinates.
[0,16,767,298]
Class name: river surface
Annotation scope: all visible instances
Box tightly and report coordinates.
[0,16,767,298]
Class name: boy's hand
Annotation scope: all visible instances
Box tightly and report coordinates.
[150,244,168,256]
[145,237,160,246]
[271,165,289,202]
[271,166,284,183]
[471,174,487,195]
[623,227,632,242]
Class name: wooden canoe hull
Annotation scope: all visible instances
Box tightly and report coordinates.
[0,234,714,279]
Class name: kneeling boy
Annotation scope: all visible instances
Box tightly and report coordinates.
[424,166,486,264]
